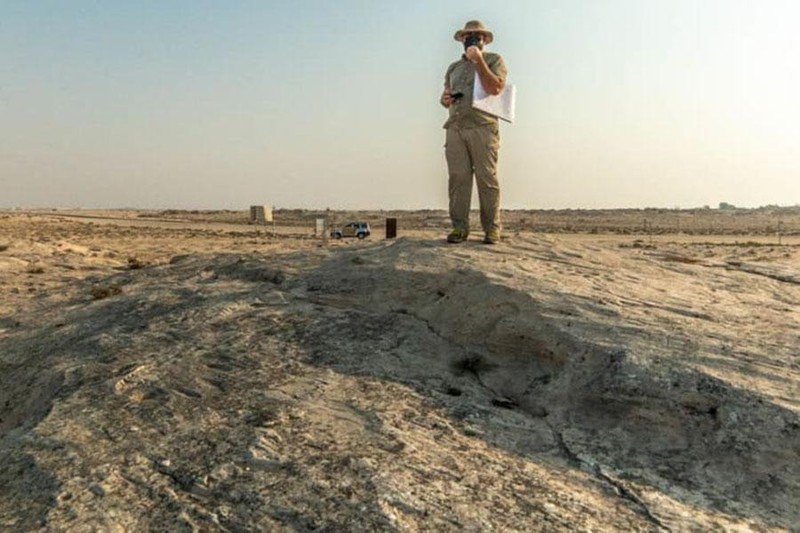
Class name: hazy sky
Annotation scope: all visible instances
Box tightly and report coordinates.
[3,0,799,209]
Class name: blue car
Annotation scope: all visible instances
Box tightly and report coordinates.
[330,221,371,239]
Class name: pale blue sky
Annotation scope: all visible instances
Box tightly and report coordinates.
[2,0,799,209]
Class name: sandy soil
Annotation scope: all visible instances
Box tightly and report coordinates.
[1,209,798,531]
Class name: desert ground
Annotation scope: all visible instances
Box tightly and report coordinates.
[1,207,799,531]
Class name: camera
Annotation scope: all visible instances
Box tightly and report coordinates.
[451,92,464,100]
[463,33,483,50]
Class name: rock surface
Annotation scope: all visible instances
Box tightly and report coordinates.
[1,210,798,531]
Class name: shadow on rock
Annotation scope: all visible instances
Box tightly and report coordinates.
[291,240,800,530]
[2,244,798,530]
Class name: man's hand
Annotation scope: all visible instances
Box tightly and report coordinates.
[441,87,454,108]
[465,45,483,64]
[468,48,505,96]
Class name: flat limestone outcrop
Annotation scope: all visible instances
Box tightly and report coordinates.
[1,214,798,531]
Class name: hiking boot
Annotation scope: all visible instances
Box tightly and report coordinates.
[482,229,500,244]
[446,229,469,243]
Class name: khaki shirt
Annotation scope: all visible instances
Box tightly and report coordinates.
[443,52,507,129]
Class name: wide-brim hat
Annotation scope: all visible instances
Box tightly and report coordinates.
[454,20,494,45]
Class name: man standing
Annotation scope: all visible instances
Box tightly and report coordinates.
[440,20,507,244]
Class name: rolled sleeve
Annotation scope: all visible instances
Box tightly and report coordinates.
[487,54,507,83]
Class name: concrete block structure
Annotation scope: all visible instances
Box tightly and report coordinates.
[249,205,273,225]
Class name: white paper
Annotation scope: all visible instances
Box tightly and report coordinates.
[472,72,516,123]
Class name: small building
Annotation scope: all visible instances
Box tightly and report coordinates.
[249,205,273,225]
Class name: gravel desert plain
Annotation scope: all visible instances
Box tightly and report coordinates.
[1,206,799,531]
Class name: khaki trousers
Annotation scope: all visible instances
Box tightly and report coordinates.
[445,124,501,233]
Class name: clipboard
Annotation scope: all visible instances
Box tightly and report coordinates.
[472,72,516,123]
